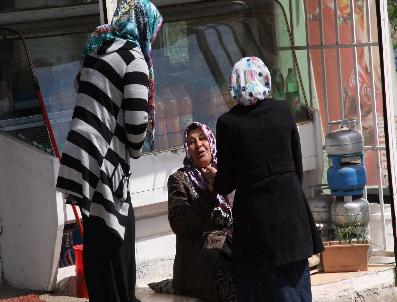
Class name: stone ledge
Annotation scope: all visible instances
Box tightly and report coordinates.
[312,265,396,302]
[40,261,397,302]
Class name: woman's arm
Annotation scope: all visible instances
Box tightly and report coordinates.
[213,117,236,195]
[123,58,150,159]
[168,173,218,237]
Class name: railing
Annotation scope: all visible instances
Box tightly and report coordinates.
[279,0,394,254]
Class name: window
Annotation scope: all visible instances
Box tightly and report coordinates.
[0,0,98,11]
[0,6,99,153]
[0,0,308,154]
[151,0,281,151]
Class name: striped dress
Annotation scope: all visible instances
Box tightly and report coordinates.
[56,38,149,240]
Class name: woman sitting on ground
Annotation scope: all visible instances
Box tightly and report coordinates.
[149,122,236,302]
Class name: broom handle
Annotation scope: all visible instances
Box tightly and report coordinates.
[71,203,84,237]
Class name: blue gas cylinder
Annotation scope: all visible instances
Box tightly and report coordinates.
[327,154,367,196]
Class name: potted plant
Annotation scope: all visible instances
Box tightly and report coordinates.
[321,223,369,273]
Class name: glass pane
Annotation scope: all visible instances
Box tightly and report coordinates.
[341,47,358,120]
[307,0,321,45]
[152,0,305,151]
[274,0,293,49]
[323,48,341,123]
[309,49,325,111]
[0,0,98,11]
[29,33,92,152]
[380,149,389,191]
[337,1,353,45]
[369,0,379,42]
[0,28,52,154]
[0,13,98,153]
[321,0,337,45]
[355,0,370,43]
[364,150,384,189]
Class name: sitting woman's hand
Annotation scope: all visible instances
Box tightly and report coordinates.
[201,165,217,192]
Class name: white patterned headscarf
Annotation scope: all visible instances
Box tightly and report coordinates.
[229,56,272,106]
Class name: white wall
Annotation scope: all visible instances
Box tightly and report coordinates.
[0,133,64,290]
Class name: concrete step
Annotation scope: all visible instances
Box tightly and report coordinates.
[1,260,396,302]
[312,264,396,302]
[39,288,201,302]
[49,260,396,302]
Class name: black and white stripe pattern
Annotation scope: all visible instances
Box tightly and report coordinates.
[57,39,149,239]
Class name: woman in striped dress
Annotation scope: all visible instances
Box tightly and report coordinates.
[56,1,162,301]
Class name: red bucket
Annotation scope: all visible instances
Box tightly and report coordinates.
[73,244,88,298]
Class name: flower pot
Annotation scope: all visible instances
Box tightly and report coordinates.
[321,241,369,273]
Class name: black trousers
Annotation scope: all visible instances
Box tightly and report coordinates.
[236,259,312,302]
[82,205,139,302]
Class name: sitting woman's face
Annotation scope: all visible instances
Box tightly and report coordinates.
[187,128,212,169]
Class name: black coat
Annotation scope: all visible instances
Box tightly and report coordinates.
[213,100,323,275]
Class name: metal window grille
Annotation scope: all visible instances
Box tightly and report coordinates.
[280,0,392,254]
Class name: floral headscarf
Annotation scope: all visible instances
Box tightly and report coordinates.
[183,122,232,224]
[229,56,272,106]
[84,0,163,150]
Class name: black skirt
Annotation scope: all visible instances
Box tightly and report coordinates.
[82,205,138,302]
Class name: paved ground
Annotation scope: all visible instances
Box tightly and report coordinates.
[0,294,45,302]
[0,286,42,301]
[1,257,396,301]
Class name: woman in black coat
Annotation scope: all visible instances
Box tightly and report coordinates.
[204,57,323,301]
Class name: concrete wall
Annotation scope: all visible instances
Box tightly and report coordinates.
[0,133,64,290]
